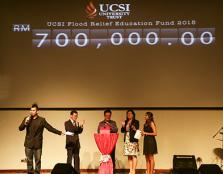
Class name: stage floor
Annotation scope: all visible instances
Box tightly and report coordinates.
[0,168,171,174]
[0,172,170,174]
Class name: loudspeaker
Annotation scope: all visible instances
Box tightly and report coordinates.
[173,155,198,174]
[198,164,223,174]
[51,163,76,174]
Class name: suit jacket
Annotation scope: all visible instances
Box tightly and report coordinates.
[121,119,139,142]
[65,120,83,149]
[19,116,62,149]
[97,119,118,133]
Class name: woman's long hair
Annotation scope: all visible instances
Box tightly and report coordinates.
[145,111,155,127]
[125,109,136,122]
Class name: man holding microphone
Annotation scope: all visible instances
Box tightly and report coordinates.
[19,103,63,174]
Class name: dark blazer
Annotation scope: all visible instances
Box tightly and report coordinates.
[65,120,83,149]
[19,116,62,149]
[121,119,139,142]
[97,119,118,133]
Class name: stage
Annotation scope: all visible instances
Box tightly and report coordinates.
[0,170,170,174]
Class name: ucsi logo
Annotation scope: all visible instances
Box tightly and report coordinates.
[99,4,130,12]
[99,3,131,19]
[85,1,131,19]
[85,1,97,19]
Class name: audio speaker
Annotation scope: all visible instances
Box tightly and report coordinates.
[173,155,198,174]
[198,164,222,174]
[51,163,76,174]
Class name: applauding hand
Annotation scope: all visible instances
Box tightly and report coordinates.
[79,120,85,127]
[131,125,137,131]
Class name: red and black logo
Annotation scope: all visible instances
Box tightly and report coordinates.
[85,1,97,19]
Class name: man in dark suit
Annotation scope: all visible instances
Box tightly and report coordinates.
[97,109,118,170]
[65,110,84,174]
[19,103,63,174]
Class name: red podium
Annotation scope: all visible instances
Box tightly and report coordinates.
[94,132,118,174]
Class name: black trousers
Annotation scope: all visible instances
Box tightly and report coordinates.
[25,147,42,174]
[111,146,116,170]
[67,147,80,174]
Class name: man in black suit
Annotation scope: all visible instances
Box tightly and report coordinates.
[97,109,118,170]
[65,110,84,174]
[19,103,63,174]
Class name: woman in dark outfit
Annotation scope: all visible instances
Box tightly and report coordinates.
[121,109,139,174]
[142,112,157,174]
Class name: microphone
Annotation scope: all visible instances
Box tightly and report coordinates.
[104,121,111,130]
[104,121,110,125]
[25,115,32,125]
